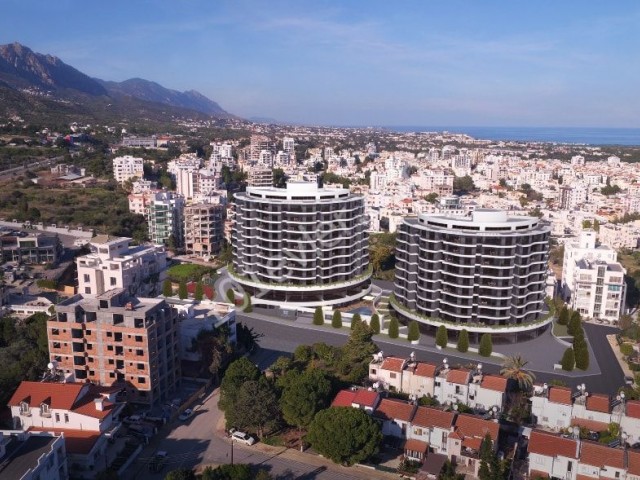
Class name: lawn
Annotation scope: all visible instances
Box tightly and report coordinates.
[167,263,217,282]
[552,321,569,337]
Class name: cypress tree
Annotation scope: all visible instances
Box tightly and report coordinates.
[351,313,362,330]
[574,337,590,370]
[178,281,188,299]
[194,282,204,301]
[162,279,173,297]
[244,294,253,313]
[457,329,469,353]
[370,314,380,334]
[407,321,420,342]
[313,307,324,325]
[561,347,575,371]
[568,313,582,336]
[479,333,493,357]
[332,310,342,329]
[388,317,399,338]
[558,306,569,326]
[436,325,448,348]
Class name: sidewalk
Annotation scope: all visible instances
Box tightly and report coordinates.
[607,334,634,378]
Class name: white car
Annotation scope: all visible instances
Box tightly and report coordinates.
[178,408,193,421]
[230,429,256,445]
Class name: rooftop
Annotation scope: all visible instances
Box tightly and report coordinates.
[528,430,579,459]
[0,433,60,480]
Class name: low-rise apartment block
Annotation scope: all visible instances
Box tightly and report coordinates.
[0,430,67,480]
[112,155,144,184]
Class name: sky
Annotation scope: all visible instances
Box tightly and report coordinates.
[1,1,639,128]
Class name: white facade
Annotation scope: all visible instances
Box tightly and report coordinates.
[0,431,67,480]
[112,155,144,184]
[168,154,202,199]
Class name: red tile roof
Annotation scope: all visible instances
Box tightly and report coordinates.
[480,375,508,392]
[453,414,499,443]
[411,406,455,430]
[579,441,624,468]
[570,418,609,432]
[585,394,610,413]
[528,430,578,459]
[628,450,640,476]
[627,400,640,419]
[446,369,471,385]
[380,357,405,373]
[373,398,416,422]
[28,428,101,455]
[331,390,357,408]
[404,438,429,454]
[462,436,483,451]
[548,386,573,405]
[529,470,550,479]
[353,389,379,408]
[9,381,86,410]
[414,363,437,378]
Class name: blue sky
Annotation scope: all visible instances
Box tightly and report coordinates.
[1,1,639,127]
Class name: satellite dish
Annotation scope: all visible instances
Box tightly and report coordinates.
[47,362,54,370]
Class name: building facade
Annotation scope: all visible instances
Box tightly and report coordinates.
[146,192,185,247]
[230,182,371,307]
[0,232,62,265]
[112,155,144,184]
[393,209,551,340]
[50,289,180,406]
[184,202,226,258]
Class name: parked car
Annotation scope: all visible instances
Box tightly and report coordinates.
[122,415,142,426]
[178,408,194,421]
[229,428,256,446]
[148,451,168,473]
[625,376,635,386]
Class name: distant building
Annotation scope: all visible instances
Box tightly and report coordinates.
[247,166,273,187]
[112,155,144,184]
[50,289,180,406]
[0,232,62,265]
[121,136,156,148]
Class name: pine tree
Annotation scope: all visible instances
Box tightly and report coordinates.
[369,314,380,334]
[388,317,399,338]
[194,282,204,301]
[436,325,448,348]
[162,279,173,297]
[574,337,590,370]
[313,307,324,325]
[332,310,342,329]
[457,329,469,353]
[407,321,420,342]
[479,333,493,357]
[178,281,188,300]
[558,306,569,326]
[561,347,575,371]
[351,313,362,330]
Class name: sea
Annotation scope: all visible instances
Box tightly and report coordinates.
[383,126,640,146]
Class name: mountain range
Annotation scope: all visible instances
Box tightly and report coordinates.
[0,42,233,124]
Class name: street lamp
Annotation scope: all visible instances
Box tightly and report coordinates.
[230,437,234,465]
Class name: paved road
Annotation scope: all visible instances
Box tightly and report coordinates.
[124,387,395,480]
[238,313,626,396]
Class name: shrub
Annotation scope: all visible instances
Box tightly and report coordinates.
[388,317,399,338]
[575,339,590,370]
[226,288,235,303]
[407,321,420,342]
[244,294,253,313]
[162,279,173,297]
[313,307,324,326]
[331,310,342,329]
[178,281,188,299]
[457,329,469,353]
[36,278,57,290]
[561,347,575,371]
[436,325,448,348]
[479,334,493,357]
[621,343,635,357]
[370,313,380,334]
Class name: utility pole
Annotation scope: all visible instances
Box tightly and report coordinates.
[230,438,234,465]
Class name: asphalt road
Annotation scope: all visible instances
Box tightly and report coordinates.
[238,313,627,396]
[123,387,394,480]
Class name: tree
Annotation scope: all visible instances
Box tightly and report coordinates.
[424,192,439,204]
[226,288,235,303]
[244,294,253,313]
[370,313,380,334]
[500,355,536,391]
[351,313,362,330]
[162,279,173,297]
[388,317,399,338]
[479,334,493,357]
[332,310,342,329]
[201,464,254,480]
[574,336,590,370]
[280,369,332,440]
[313,307,324,326]
[568,311,582,336]
[194,282,204,301]
[231,378,280,438]
[407,321,420,342]
[558,306,569,326]
[453,175,475,193]
[178,281,188,300]
[457,329,469,353]
[477,433,502,480]
[307,407,382,466]
[165,468,196,480]
[339,320,378,383]
[436,325,448,348]
[218,358,261,416]
[582,219,593,229]
[561,347,575,371]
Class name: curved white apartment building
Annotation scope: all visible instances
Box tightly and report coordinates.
[393,209,551,340]
[230,182,371,307]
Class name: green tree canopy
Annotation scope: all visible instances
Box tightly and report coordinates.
[388,317,399,339]
[332,310,342,329]
[370,313,380,334]
[561,347,575,371]
[313,307,324,325]
[162,279,173,297]
[201,464,254,480]
[558,306,569,326]
[436,325,448,348]
[280,369,332,429]
[339,320,378,383]
[307,407,382,466]
[500,355,536,391]
[457,329,469,353]
[230,378,280,437]
[479,334,493,357]
[194,282,204,301]
[218,357,261,415]
[407,321,420,342]
[351,313,362,330]
[165,468,196,480]
[178,281,188,300]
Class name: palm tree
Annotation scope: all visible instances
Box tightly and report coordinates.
[500,355,536,391]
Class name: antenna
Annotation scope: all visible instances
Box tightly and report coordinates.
[410,351,415,362]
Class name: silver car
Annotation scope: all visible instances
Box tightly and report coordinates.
[230,429,256,445]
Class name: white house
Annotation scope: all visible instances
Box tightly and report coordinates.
[372,398,417,439]
[406,406,455,459]
[528,430,579,480]
[531,385,574,430]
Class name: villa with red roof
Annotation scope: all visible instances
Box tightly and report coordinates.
[330,388,380,413]
[448,413,500,477]
[621,400,640,445]
[528,430,579,480]
[372,398,417,439]
[407,406,455,458]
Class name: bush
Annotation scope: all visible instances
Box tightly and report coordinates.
[313,307,324,326]
[162,279,173,297]
[226,288,235,303]
[332,310,342,329]
[244,294,253,313]
[388,317,399,338]
[621,343,635,357]
[407,321,420,342]
[436,325,448,348]
[370,313,380,334]
[351,313,362,330]
[575,339,590,370]
[558,306,569,326]
[561,347,575,371]
[479,334,493,357]
[178,281,188,300]
[457,329,469,353]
